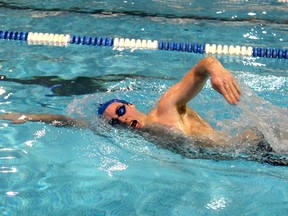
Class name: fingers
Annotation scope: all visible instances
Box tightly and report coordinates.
[210,66,241,105]
[229,81,241,102]
[0,113,11,120]
[214,79,241,105]
[214,83,233,104]
[225,82,240,105]
[232,79,241,95]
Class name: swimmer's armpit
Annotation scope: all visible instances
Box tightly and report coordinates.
[0,113,89,128]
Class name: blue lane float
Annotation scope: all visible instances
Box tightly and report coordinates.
[0,30,287,59]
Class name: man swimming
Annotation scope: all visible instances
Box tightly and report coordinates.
[0,56,269,149]
[2,56,285,165]
[97,56,241,146]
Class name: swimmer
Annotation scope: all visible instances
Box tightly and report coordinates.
[99,55,241,147]
[0,56,271,149]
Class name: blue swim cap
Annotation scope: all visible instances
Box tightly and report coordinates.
[97,99,131,117]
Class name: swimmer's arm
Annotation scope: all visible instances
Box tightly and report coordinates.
[0,113,90,128]
[158,56,241,112]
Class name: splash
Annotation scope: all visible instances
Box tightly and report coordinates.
[221,84,288,153]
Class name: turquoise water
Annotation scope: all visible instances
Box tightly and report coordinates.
[0,0,288,215]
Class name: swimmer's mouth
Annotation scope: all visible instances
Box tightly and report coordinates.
[130,120,139,129]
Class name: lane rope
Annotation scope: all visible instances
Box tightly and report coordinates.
[0,30,287,59]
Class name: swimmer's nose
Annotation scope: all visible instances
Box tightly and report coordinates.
[118,116,129,125]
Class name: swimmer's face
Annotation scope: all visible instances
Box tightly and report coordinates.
[103,102,142,129]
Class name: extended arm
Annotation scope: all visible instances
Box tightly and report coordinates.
[0,113,89,127]
[157,56,241,112]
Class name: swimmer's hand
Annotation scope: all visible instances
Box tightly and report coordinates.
[209,61,241,105]
[0,113,29,124]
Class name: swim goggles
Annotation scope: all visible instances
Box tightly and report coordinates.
[108,104,126,125]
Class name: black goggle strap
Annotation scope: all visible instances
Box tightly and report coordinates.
[108,118,119,125]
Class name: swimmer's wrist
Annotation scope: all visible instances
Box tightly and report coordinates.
[206,56,223,76]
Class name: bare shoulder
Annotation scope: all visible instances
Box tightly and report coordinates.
[147,105,180,128]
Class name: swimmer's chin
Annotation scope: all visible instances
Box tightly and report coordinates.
[130,120,142,129]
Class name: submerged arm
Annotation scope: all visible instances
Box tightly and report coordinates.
[158,56,241,112]
[0,113,89,127]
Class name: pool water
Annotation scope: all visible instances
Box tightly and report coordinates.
[0,0,287,215]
